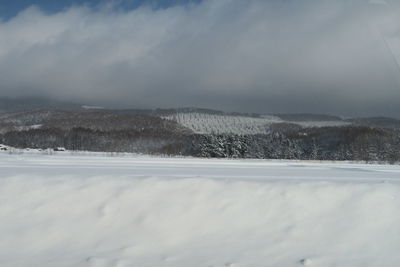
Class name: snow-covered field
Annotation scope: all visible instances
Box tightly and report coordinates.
[1,152,400,267]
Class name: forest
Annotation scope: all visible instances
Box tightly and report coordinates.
[1,117,399,163]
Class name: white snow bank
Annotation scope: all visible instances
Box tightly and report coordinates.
[0,154,399,267]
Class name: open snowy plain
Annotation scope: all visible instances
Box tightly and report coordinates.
[1,152,400,267]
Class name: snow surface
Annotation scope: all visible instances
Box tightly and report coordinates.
[82,105,105,110]
[289,120,351,128]
[1,152,400,267]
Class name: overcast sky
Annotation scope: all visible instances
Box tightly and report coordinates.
[0,0,400,117]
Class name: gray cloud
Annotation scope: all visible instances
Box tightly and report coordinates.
[0,0,400,117]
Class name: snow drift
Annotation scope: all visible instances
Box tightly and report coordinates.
[0,153,399,267]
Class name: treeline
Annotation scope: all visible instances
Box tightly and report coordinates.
[0,127,187,154]
[187,126,400,163]
[1,125,400,163]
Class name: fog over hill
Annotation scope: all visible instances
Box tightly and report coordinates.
[0,0,400,117]
[0,97,83,112]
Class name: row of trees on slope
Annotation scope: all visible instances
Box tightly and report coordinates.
[0,127,187,154]
[187,126,400,163]
[1,125,399,163]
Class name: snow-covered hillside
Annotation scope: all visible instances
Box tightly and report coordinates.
[1,153,400,267]
[293,120,351,128]
[163,112,350,134]
[163,113,282,134]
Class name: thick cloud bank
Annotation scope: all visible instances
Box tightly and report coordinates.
[0,0,400,116]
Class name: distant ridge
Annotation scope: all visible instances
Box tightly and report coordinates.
[0,97,83,112]
[274,113,344,122]
[0,97,399,130]
[347,117,400,130]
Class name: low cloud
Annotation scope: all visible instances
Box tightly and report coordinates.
[0,0,400,117]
